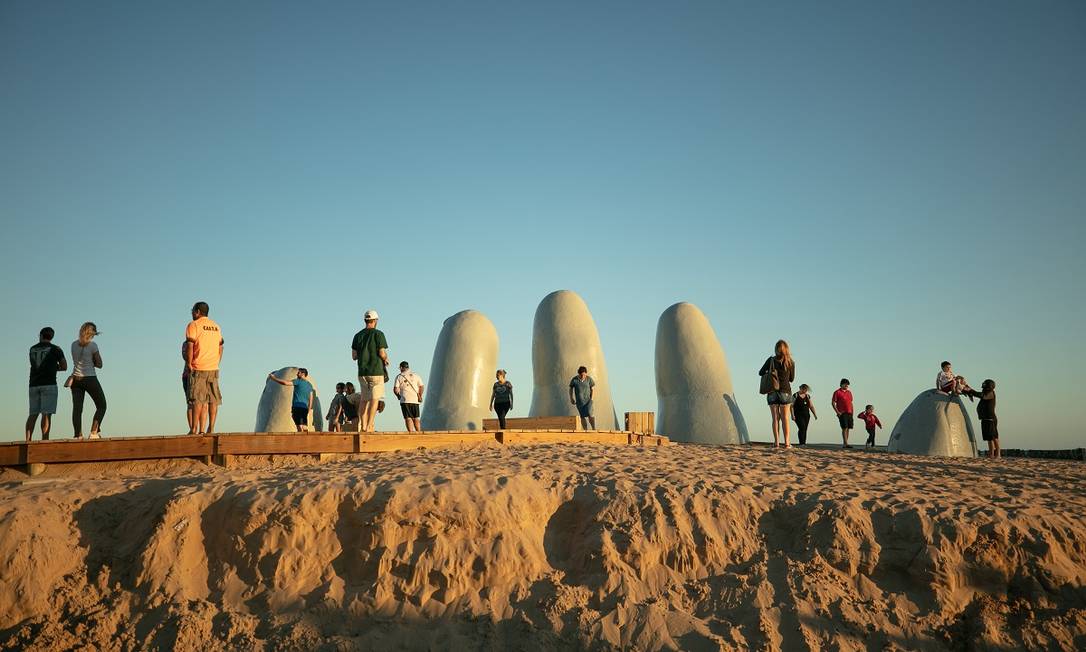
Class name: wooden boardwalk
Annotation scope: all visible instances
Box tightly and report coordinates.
[0,429,669,473]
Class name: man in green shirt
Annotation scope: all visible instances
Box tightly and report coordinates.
[351,309,390,432]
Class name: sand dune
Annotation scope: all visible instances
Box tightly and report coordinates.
[1,443,1084,651]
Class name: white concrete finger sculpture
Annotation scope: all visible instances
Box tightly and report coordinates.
[529,290,618,429]
[655,302,748,445]
[255,366,324,432]
[420,310,499,431]
[888,389,978,457]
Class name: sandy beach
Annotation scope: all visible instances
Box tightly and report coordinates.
[1,442,1083,651]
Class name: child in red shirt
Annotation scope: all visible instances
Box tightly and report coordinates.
[858,405,882,447]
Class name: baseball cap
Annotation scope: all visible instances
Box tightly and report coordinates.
[364,309,379,321]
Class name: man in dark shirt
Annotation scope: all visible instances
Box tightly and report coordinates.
[964,379,999,459]
[27,327,68,441]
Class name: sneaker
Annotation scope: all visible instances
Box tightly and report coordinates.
[89,432,101,439]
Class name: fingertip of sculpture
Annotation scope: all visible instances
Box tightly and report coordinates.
[888,389,978,457]
[655,302,748,445]
[420,310,499,432]
[529,290,617,429]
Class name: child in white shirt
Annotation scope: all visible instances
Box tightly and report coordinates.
[936,361,957,393]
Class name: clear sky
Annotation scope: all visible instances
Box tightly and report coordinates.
[2,2,1084,447]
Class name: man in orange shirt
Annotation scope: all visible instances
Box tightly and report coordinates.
[184,301,224,434]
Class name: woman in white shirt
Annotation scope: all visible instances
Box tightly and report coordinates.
[70,322,106,439]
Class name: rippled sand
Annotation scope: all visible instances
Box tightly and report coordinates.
[1,442,1083,650]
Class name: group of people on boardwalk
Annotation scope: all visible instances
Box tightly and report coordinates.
[757,340,1000,457]
[26,323,105,441]
[24,302,226,441]
[323,360,425,433]
[235,308,592,435]
[25,309,995,457]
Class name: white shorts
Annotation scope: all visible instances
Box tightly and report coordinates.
[357,375,385,401]
[30,385,59,415]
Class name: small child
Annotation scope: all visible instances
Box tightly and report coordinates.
[858,404,882,447]
[955,375,975,401]
[326,382,347,432]
[936,361,957,394]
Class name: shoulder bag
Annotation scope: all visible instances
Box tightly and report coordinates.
[758,356,779,395]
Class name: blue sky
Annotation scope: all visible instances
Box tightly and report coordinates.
[2,1,1083,446]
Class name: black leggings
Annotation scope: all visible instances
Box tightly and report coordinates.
[794,412,810,445]
[865,426,876,446]
[494,402,511,429]
[71,376,107,435]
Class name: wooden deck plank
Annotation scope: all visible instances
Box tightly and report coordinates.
[1,429,668,469]
[24,436,215,464]
[482,416,581,432]
[215,433,356,455]
[359,432,495,452]
[499,431,633,446]
[0,444,25,466]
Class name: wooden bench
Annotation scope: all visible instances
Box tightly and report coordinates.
[482,416,581,432]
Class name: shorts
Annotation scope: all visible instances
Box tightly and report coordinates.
[189,369,222,405]
[576,401,594,418]
[182,375,192,404]
[29,385,59,415]
[292,406,309,426]
[358,375,385,401]
[981,418,999,441]
[400,402,420,419]
[838,413,854,429]
[766,391,794,406]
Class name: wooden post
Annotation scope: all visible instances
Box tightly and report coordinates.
[624,412,655,434]
[211,454,235,469]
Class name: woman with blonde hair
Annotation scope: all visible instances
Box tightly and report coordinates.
[758,339,796,448]
[70,322,106,439]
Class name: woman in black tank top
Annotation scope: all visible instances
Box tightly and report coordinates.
[791,384,817,446]
[490,369,513,429]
